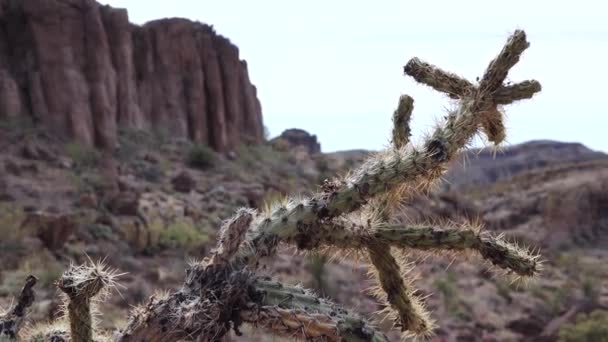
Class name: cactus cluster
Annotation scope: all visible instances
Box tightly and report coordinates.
[0,29,543,341]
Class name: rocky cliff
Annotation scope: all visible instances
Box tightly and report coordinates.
[0,0,264,151]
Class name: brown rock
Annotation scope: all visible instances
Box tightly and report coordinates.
[106,191,140,216]
[0,0,264,152]
[273,129,322,154]
[78,192,98,209]
[21,141,54,162]
[20,211,77,251]
[171,170,196,193]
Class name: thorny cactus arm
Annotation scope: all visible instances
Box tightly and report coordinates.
[0,275,37,341]
[493,80,542,104]
[291,220,540,278]
[56,262,114,342]
[209,208,254,265]
[22,260,122,342]
[240,30,540,267]
[391,95,414,150]
[366,94,435,336]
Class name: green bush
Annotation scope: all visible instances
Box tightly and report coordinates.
[132,161,164,183]
[558,310,608,342]
[147,218,211,250]
[434,272,467,318]
[65,142,99,170]
[186,144,217,170]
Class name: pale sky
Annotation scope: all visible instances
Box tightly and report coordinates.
[100,0,607,153]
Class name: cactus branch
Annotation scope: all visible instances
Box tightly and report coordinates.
[244,279,389,341]
[391,95,414,149]
[493,80,542,104]
[209,208,254,265]
[0,275,37,341]
[367,244,433,335]
[478,30,529,93]
[403,57,474,99]
[362,94,433,336]
[114,264,388,342]
[56,259,122,342]
[297,221,540,278]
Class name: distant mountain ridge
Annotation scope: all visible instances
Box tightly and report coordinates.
[444,140,608,190]
[326,140,608,189]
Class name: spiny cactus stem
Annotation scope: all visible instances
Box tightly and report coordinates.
[56,260,121,342]
[375,225,540,277]
[479,29,529,93]
[290,221,539,277]
[362,92,432,336]
[367,244,432,335]
[65,298,94,342]
[0,275,37,341]
[210,208,254,265]
[391,95,414,149]
[492,80,542,104]
[403,57,474,99]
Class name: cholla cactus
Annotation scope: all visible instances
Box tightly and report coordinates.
[2,29,542,341]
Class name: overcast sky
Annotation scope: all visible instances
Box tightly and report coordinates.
[99,0,607,153]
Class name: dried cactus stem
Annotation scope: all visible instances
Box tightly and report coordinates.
[480,107,506,145]
[115,266,389,342]
[0,275,37,341]
[247,280,389,342]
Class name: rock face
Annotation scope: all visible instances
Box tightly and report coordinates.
[273,128,321,154]
[0,0,264,152]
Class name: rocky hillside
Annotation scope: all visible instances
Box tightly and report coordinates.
[444,140,608,191]
[1,123,607,341]
[0,0,263,151]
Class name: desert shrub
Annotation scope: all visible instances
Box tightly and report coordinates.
[115,128,168,161]
[0,115,36,134]
[65,142,100,170]
[0,202,26,241]
[132,160,164,183]
[0,253,63,296]
[87,223,115,241]
[147,218,211,250]
[435,272,467,318]
[186,144,217,170]
[558,310,608,342]
[270,137,290,152]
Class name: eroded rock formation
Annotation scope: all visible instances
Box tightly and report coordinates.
[0,0,264,152]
